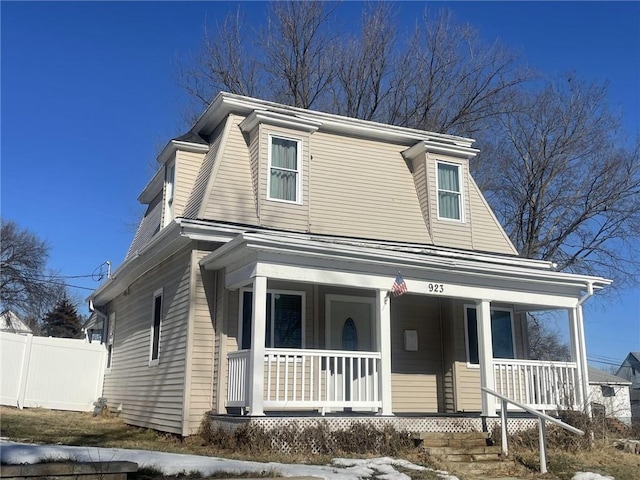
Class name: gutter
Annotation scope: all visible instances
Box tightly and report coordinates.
[578,280,595,306]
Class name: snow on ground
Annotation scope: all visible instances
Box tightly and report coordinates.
[0,441,459,480]
[572,473,614,480]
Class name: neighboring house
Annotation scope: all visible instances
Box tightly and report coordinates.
[588,366,632,426]
[0,310,32,335]
[616,352,640,424]
[89,92,611,436]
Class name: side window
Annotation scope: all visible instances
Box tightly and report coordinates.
[437,161,463,221]
[465,306,515,364]
[106,312,115,370]
[150,288,163,365]
[164,161,175,226]
[240,290,304,349]
[268,135,301,203]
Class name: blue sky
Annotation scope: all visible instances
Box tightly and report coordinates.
[2,1,638,369]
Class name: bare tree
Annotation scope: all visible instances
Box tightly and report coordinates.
[1,219,66,331]
[330,2,397,120]
[178,8,264,120]
[262,1,339,109]
[526,313,571,361]
[387,9,532,136]
[474,76,640,286]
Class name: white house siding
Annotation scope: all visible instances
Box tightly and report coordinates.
[390,295,443,413]
[183,122,226,219]
[309,131,430,244]
[468,177,517,255]
[183,249,218,434]
[202,115,259,224]
[588,383,632,425]
[103,248,192,434]
[174,151,206,220]
[257,124,311,232]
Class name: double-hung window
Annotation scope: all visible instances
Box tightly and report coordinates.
[240,290,304,349]
[437,162,463,220]
[150,288,163,365]
[268,135,301,203]
[465,306,515,365]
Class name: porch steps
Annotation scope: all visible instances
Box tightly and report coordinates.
[413,431,505,462]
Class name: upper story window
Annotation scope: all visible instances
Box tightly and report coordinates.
[164,161,175,225]
[268,135,301,203]
[437,161,463,221]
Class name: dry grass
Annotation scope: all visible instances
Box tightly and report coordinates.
[3,406,640,479]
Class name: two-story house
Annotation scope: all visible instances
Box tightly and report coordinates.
[88,93,611,436]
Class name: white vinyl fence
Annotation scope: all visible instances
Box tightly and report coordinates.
[1,332,106,412]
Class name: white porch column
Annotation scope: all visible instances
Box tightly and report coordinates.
[568,308,584,409]
[376,290,393,416]
[248,276,267,416]
[575,304,592,416]
[476,299,496,417]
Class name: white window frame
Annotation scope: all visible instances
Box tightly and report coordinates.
[106,312,115,373]
[238,288,306,350]
[267,134,302,204]
[436,160,464,222]
[463,304,516,368]
[163,161,176,227]
[149,287,163,366]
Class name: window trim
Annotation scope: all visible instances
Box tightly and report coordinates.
[463,304,516,368]
[267,134,302,205]
[238,288,306,350]
[149,287,163,366]
[163,161,176,227]
[435,160,464,222]
[106,312,115,373]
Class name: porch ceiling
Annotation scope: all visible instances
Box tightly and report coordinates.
[199,231,610,309]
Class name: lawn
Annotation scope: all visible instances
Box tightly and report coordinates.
[2,406,639,480]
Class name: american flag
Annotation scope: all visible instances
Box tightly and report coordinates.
[391,272,408,297]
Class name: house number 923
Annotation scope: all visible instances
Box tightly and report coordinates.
[428,283,445,293]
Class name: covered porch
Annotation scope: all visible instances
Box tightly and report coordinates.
[200,231,609,418]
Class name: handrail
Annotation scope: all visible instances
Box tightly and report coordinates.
[482,387,584,474]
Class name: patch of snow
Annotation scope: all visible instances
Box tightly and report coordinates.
[0,441,458,480]
[572,473,614,480]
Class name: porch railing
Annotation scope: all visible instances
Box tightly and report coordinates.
[227,348,382,412]
[493,359,579,410]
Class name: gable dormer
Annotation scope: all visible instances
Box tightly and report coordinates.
[156,132,210,227]
[239,110,320,232]
[403,139,517,255]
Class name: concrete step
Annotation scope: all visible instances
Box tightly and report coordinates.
[412,431,490,441]
[424,445,502,456]
[443,452,503,463]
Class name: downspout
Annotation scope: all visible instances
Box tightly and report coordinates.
[576,281,594,417]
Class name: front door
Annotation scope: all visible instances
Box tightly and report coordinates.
[326,295,375,409]
[326,295,374,351]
